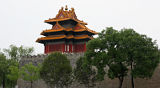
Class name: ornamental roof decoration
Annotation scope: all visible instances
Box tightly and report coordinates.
[45,5,87,25]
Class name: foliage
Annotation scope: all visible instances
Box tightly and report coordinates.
[3,45,34,61]
[19,62,40,88]
[0,52,8,88]
[86,27,128,88]
[40,52,72,88]
[118,29,160,88]
[7,61,19,88]
[0,45,35,88]
[74,57,96,88]
[0,52,20,88]
[85,27,160,88]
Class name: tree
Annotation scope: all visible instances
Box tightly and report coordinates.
[19,62,40,88]
[85,27,160,88]
[0,52,20,88]
[86,27,128,88]
[3,45,34,61]
[40,52,72,88]
[118,29,160,88]
[0,45,34,88]
[74,57,96,88]
[7,61,19,88]
[0,53,8,88]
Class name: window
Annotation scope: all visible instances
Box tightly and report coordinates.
[65,44,70,52]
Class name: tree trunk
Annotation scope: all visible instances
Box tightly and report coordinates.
[118,77,124,88]
[131,62,134,88]
[54,85,57,88]
[11,82,12,88]
[87,84,90,88]
[31,81,33,88]
[2,74,5,88]
[131,75,134,88]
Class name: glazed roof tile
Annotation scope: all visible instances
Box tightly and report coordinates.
[41,23,98,35]
[36,35,93,43]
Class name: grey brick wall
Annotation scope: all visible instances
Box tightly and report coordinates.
[18,53,84,88]
[18,53,160,88]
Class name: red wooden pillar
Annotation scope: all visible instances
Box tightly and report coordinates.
[72,44,75,52]
[48,44,51,53]
[46,44,48,53]
[84,43,86,52]
[69,44,73,53]
[45,44,49,54]
[60,44,65,52]
[62,44,65,52]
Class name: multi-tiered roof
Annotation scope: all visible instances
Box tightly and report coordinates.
[36,6,97,53]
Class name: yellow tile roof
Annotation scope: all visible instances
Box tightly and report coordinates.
[36,35,93,43]
[41,23,98,35]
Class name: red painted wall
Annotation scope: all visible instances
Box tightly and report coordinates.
[45,44,64,54]
[45,43,86,54]
[45,45,49,54]
[73,43,86,52]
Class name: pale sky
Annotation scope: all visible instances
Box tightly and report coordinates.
[0,0,160,54]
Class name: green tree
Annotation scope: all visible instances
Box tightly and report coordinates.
[85,27,160,88]
[86,27,128,88]
[19,62,40,88]
[7,61,19,88]
[40,52,72,88]
[118,29,160,88]
[0,45,34,88]
[3,45,34,61]
[74,57,96,88]
[0,52,20,88]
[0,53,8,88]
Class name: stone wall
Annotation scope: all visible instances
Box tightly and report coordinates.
[18,53,84,88]
[18,53,160,88]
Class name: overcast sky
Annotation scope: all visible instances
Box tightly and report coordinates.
[0,0,160,54]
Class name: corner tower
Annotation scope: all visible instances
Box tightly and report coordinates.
[36,6,97,54]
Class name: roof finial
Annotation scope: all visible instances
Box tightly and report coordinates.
[61,6,64,10]
[65,5,68,11]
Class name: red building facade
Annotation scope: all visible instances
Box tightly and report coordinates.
[36,6,97,54]
[44,43,86,53]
